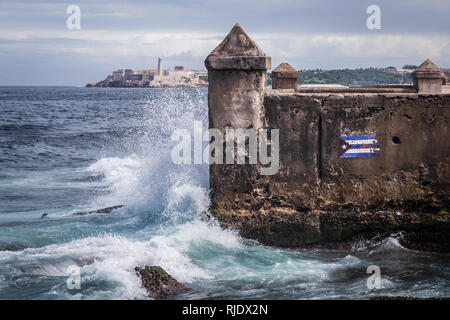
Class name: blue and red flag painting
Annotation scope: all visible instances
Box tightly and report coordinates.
[339,134,380,158]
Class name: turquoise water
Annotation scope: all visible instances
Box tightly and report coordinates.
[0,87,448,299]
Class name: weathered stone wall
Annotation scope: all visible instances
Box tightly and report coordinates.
[262,94,321,209]
[212,93,450,210]
[210,91,450,251]
[207,24,450,251]
[267,92,450,207]
[320,94,450,207]
[208,69,266,132]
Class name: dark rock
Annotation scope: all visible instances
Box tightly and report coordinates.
[135,265,187,299]
[211,206,450,252]
[73,205,124,216]
[0,244,27,251]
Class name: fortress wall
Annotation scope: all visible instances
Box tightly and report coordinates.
[264,92,450,208]
[209,91,450,250]
[211,92,450,212]
[320,94,450,206]
[206,24,450,250]
[262,93,321,209]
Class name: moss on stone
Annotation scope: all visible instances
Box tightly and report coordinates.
[209,209,231,222]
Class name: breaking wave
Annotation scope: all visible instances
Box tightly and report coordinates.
[0,87,448,300]
[351,232,408,254]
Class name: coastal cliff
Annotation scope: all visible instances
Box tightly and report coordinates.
[206,24,450,252]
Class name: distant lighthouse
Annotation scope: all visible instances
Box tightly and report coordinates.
[157,58,163,76]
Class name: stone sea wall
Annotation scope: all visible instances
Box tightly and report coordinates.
[206,24,450,251]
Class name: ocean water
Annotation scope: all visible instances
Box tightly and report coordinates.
[0,87,448,300]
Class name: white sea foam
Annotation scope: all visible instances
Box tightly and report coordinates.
[351,232,408,253]
[86,157,143,185]
[166,183,210,214]
[0,175,243,299]
[85,156,144,204]
[1,231,213,299]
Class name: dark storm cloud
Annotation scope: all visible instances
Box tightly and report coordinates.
[0,0,449,85]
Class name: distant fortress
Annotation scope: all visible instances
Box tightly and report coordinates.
[86,58,208,88]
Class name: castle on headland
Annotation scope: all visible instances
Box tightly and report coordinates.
[86,58,208,88]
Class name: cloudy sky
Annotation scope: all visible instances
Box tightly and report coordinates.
[0,0,449,86]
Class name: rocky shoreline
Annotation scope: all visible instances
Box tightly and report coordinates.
[86,80,207,88]
[209,205,450,252]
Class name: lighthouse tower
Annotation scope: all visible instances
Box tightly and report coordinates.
[157,58,163,76]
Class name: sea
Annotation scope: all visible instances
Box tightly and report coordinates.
[0,87,448,299]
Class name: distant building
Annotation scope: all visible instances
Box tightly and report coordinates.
[88,58,208,87]
[137,69,158,77]
[129,74,143,81]
[396,69,414,75]
[158,58,163,76]
[123,69,133,80]
[112,69,124,81]
[385,66,397,73]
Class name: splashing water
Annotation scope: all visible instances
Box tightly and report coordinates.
[0,87,448,300]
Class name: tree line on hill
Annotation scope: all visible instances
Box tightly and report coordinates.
[201,66,449,86]
[267,68,413,86]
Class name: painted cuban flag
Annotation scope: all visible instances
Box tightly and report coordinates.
[339,134,380,158]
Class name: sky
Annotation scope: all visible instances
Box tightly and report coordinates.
[0,0,449,86]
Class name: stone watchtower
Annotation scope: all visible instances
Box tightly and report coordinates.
[412,59,445,94]
[205,24,271,211]
[271,63,299,90]
[205,24,271,132]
